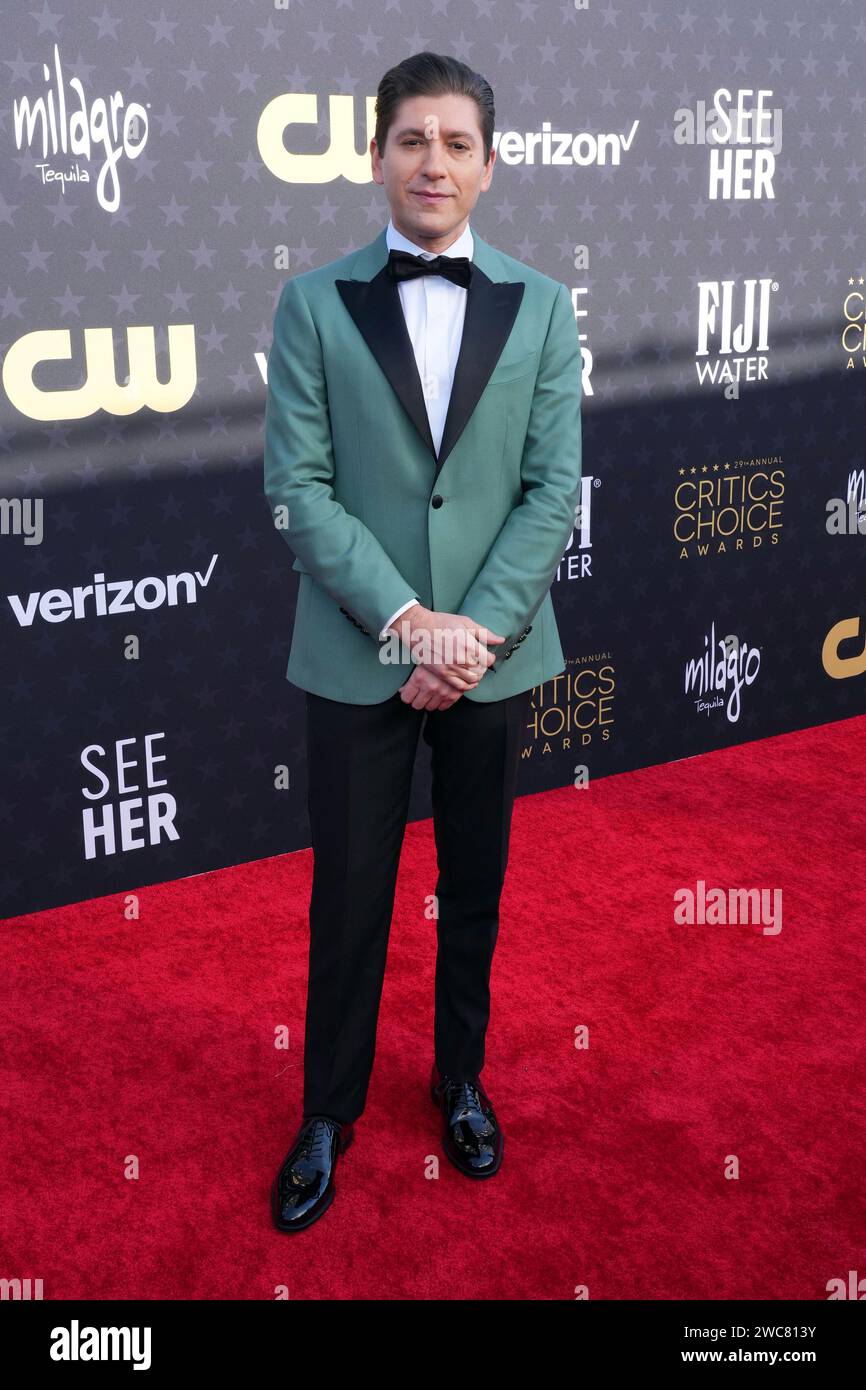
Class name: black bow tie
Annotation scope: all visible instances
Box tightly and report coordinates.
[387,247,473,289]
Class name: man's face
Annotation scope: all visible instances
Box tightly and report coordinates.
[371,93,495,253]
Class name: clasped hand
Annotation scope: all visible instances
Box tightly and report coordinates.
[391,605,505,711]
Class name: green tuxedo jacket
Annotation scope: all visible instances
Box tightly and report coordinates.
[263,225,582,704]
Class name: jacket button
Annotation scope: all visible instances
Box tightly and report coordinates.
[431,495,444,509]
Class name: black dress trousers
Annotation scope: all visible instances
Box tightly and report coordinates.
[301,683,533,1125]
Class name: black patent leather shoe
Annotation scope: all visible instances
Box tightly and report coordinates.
[430,1064,503,1178]
[271,1114,354,1232]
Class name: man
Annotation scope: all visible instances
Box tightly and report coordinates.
[264,51,582,1232]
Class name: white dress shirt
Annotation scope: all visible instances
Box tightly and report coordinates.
[377,217,475,640]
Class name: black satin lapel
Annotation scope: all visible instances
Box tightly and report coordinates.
[336,269,436,459]
[435,272,526,480]
[336,263,525,476]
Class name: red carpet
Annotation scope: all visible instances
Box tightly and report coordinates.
[2,715,864,1300]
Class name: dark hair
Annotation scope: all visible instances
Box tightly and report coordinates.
[375,51,495,165]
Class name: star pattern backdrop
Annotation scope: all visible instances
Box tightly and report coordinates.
[1,0,864,916]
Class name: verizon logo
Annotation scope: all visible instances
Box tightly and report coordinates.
[7,555,219,626]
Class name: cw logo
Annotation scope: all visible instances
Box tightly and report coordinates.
[2,326,197,421]
[822,616,866,679]
[258,93,377,184]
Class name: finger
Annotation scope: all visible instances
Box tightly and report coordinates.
[447,653,489,674]
[433,668,480,691]
[415,665,477,691]
[471,624,506,644]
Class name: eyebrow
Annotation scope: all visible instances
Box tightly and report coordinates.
[394,126,478,142]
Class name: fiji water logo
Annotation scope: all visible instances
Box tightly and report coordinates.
[684,622,761,723]
[12,43,148,212]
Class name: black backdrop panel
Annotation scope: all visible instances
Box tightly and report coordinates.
[1,1,864,915]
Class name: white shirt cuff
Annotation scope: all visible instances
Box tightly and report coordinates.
[379,598,419,641]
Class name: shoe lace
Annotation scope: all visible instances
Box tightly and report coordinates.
[446,1080,483,1117]
[298,1116,336,1162]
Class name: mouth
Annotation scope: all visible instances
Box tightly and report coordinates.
[412,191,450,202]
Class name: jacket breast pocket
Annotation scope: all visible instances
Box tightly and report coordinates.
[486,349,540,388]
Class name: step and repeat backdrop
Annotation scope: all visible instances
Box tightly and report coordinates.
[2,1,864,916]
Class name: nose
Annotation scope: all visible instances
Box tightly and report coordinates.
[419,138,448,177]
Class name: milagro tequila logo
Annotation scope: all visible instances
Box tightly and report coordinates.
[695,278,776,391]
[684,622,761,723]
[826,468,866,535]
[12,43,148,211]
